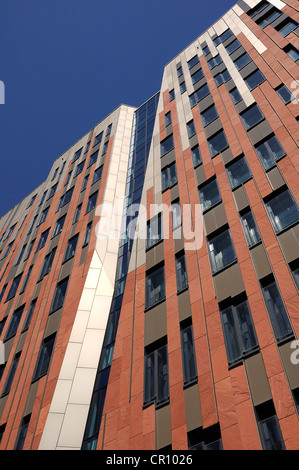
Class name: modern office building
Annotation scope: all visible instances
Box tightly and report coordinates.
[0,0,299,451]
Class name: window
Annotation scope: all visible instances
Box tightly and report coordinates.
[81,175,89,192]
[160,134,174,157]
[225,39,241,54]
[214,69,231,86]
[261,279,293,341]
[191,145,202,167]
[0,424,6,445]
[187,120,196,138]
[276,19,298,37]
[145,265,166,309]
[14,415,31,450]
[208,229,237,274]
[38,248,56,281]
[175,252,188,292]
[15,244,27,266]
[93,132,103,147]
[0,284,7,303]
[4,305,25,341]
[240,104,264,130]
[265,189,299,233]
[219,29,233,43]
[74,161,85,177]
[2,241,13,259]
[244,70,266,90]
[86,191,98,213]
[165,112,171,127]
[48,183,58,199]
[38,207,49,226]
[191,68,204,85]
[20,265,33,294]
[169,89,175,101]
[257,9,282,28]
[255,135,285,170]
[83,222,93,246]
[32,334,56,381]
[73,148,82,162]
[189,84,210,107]
[284,45,299,62]
[226,156,252,189]
[198,178,221,213]
[172,199,182,230]
[3,224,16,241]
[6,274,22,301]
[27,195,37,209]
[180,323,197,385]
[92,166,103,185]
[58,187,74,209]
[208,130,229,157]
[36,229,49,251]
[50,278,69,313]
[248,1,268,18]
[188,424,222,450]
[106,124,112,136]
[162,163,177,191]
[88,151,99,168]
[177,66,183,77]
[180,81,186,94]
[201,105,219,126]
[290,260,299,290]
[73,204,82,224]
[147,214,163,250]
[63,234,79,263]
[202,45,211,56]
[144,342,169,407]
[187,56,199,69]
[22,300,37,332]
[39,191,47,206]
[85,141,91,154]
[207,54,223,69]
[256,401,285,450]
[2,352,21,396]
[27,215,38,234]
[65,171,72,186]
[25,239,35,261]
[220,299,259,366]
[234,52,252,70]
[102,141,108,155]
[52,215,66,238]
[276,84,296,104]
[241,211,261,247]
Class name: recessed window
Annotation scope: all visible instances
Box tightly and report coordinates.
[73,148,82,162]
[177,66,183,77]
[240,104,264,130]
[284,45,299,62]
[226,156,252,189]
[225,39,241,54]
[74,161,85,177]
[244,70,266,90]
[202,45,211,56]
[290,260,299,290]
[207,54,223,69]
[276,19,298,37]
[198,178,221,213]
[276,84,296,104]
[0,284,7,304]
[255,135,285,170]
[191,68,204,85]
[208,229,237,274]
[48,183,58,200]
[38,207,49,226]
[147,214,163,250]
[50,278,69,313]
[4,305,25,341]
[234,52,252,70]
[106,124,112,136]
[241,211,261,247]
[102,141,108,155]
[165,112,171,127]
[214,69,231,86]
[81,175,89,192]
[2,352,21,396]
[2,241,13,260]
[144,342,169,407]
[265,189,299,233]
[219,29,233,43]
[88,151,99,168]
[256,401,285,450]
[180,81,186,94]
[261,278,293,342]
[57,187,74,210]
[86,191,98,213]
[19,265,33,294]
[92,166,103,185]
[84,141,91,154]
[172,199,182,230]
[187,120,196,138]
[187,56,199,69]
[188,424,222,450]
[38,248,56,281]
[83,222,93,247]
[175,252,188,292]
[32,334,56,381]
[248,1,268,18]
[64,171,72,186]
[191,145,202,167]
[52,215,66,238]
[189,84,210,107]
[93,132,103,147]
[162,162,177,191]
[180,322,197,385]
[14,244,27,266]
[0,424,6,446]
[169,89,175,101]
[27,195,37,209]
[63,234,79,263]
[160,134,174,157]
[14,414,31,450]
[73,204,82,224]
[257,8,282,28]
[145,265,166,309]
[208,130,229,158]
[39,191,47,206]
[22,300,37,332]
[36,229,49,252]
[201,105,219,127]
[220,299,259,366]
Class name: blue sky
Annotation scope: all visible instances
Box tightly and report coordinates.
[0,0,236,217]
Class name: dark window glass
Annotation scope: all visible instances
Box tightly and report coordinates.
[40,190,47,205]
[58,187,74,209]
[48,183,58,199]
[106,124,112,136]
[187,56,199,69]
[219,29,233,42]
[240,104,264,130]
[65,171,72,186]
[248,1,268,18]
[188,424,223,450]
[144,344,169,406]
[241,211,261,247]
[202,45,211,56]
[226,157,252,189]
[265,189,299,232]
[0,424,6,445]
[234,53,252,70]
[50,278,69,313]
[214,69,231,86]
[177,66,183,77]
[160,134,174,157]
[73,204,82,224]
[208,130,229,157]
[165,112,171,127]
[291,263,299,290]
[181,324,197,385]
[73,148,82,162]
[27,215,38,234]
[162,163,177,191]
[2,241,13,259]
[198,179,221,212]
[93,132,103,147]
[92,166,103,185]
[191,145,202,167]
[38,248,56,281]
[74,161,85,177]
[187,120,196,138]
[81,175,89,192]
[6,274,22,301]
[32,334,56,381]
[220,300,258,366]
[14,415,31,450]
[255,135,285,170]
[244,70,266,90]
[147,215,163,250]
[208,229,237,273]
[27,195,37,209]
[4,305,25,341]
[102,141,108,155]
[256,402,285,450]
[2,352,21,396]
[257,9,281,28]
[285,45,299,61]
[52,215,66,238]
[86,192,98,213]
[189,84,210,107]
[0,317,7,336]
[15,244,27,266]
[63,234,79,263]
[88,151,99,168]
[38,207,49,226]
[276,84,295,104]
[83,222,92,246]
[226,39,241,54]
[262,281,293,341]
[22,300,37,332]
[201,105,218,126]
[0,285,7,303]
[36,229,49,252]
[207,54,223,69]
[175,253,188,292]
[180,81,186,94]
[191,68,204,84]
[85,141,91,154]
[145,266,166,309]
[169,89,175,101]
[20,265,33,294]
[276,20,298,37]
[172,199,182,230]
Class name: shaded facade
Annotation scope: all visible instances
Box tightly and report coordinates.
[0,0,299,451]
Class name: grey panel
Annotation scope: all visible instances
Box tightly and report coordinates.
[235,101,247,115]
[44,308,62,338]
[32,282,42,301]
[270,14,289,30]
[165,123,173,138]
[194,164,206,187]
[233,185,250,212]
[251,244,272,279]
[230,47,247,62]
[279,341,299,390]
[0,396,8,420]
[155,404,172,449]
[266,167,285,191]
[188,135,198,149]
[221,148,234,165]
[3,337,14,362]
[144,302,167,347]
[193,78,207,93]
[224,80,238,93]
[174,232,185,255]
[197,95,214,113]
[278,227,299,264]
[161,149,176,170]
[204,119,223,140]
[184,383,203,432]
[48,236,60,254]
[245,353,272,406]
[229,263,246,298]
[239,62,258,79]
[247,121,273,146]
[178,289,192,323]
[15,331,26,355]
[204,202,227,236]
[58,258,74,283]
[170,184,179,203]
[23,381,39,416]
[80,244,89,266]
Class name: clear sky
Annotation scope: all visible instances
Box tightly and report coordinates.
[0,0,236,218]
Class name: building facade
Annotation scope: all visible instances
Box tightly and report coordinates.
[0,0,299,451]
